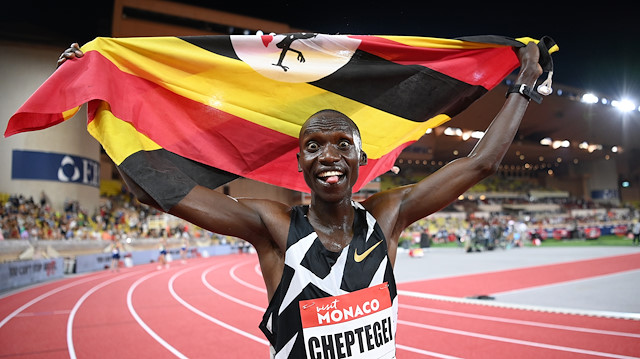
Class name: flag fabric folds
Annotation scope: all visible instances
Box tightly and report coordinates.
[5,33,557,211]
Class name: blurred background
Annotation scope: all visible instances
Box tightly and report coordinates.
[1,1,638,272]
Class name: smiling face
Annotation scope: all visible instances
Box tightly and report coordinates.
[298,110,367,202]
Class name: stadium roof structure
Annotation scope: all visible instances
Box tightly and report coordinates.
[398,80,639,177]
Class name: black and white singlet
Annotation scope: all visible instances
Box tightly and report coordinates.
[259,202,398,359]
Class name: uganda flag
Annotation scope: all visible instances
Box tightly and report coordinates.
[5,33,557,211]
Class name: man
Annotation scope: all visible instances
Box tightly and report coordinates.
[59,41,542,358]
[632,219,640,246]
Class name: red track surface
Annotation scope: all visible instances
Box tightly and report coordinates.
[1,252,638,358]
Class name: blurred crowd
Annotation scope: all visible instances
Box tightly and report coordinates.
[399,203,639,252]
[0,192,217,242]
[2,188,638,249]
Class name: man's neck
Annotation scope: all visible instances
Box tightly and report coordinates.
[307,197,355,251]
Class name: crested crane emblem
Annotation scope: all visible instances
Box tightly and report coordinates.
[272,33,318,72]
[231,33,361,83]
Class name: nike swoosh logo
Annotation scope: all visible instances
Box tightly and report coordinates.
[354,240,383,263]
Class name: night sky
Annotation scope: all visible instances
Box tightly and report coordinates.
[3,1,639,101]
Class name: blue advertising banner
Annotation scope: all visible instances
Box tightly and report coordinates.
[0,258,64,292]
[591,189,619,200]
[12,150,99,187]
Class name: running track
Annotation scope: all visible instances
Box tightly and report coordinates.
[1,252,639,358]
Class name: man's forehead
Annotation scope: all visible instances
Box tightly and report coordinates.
[302,117,355,134]
[301,111,359,135]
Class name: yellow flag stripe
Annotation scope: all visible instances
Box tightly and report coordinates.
[62,106,81,121]
[80,37,449,159]
[377,36,505,50]
[87,101,161,165]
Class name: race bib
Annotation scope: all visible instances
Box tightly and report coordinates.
[299,283,395,359]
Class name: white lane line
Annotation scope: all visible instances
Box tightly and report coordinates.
[400,303,640,338]
[67,270,142,359]
[399,290,640,320]
[229,260,267,294]
[254,263,262,277]
[17,310,71,317]
[202,266,265,312]
[398,319,639,359]
[0,272,111,329]
[168,262,269,345]
[238,258,638,357]
[127,270,189,359]
[203,262,460,358]
[396,344,463,359]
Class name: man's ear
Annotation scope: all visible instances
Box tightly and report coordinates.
[297,152,302,172]
[359,151,368,166]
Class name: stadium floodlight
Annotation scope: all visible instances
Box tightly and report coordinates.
[471,131,484,139]
[612,99,636,112]
[587,144,602,153]
[443,127,457,136]
[540,137,552,146]
[551,140,569,149]
[581,93,599,104]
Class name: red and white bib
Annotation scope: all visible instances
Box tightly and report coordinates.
[300,284,395,359]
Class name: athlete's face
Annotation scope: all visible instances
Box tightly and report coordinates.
[297,111,367,201]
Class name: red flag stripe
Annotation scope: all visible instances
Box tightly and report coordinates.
[49,51,411,194]
[349,35,519,89]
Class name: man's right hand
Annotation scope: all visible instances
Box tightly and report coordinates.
[57,43,84,67]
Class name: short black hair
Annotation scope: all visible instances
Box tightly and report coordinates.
[302,109,362,148]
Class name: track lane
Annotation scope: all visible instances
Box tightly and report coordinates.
[217,255,465,359]
[226,254,640,358]
[398,252,640,297]
[397,301,640,358]
[0,271,124,358]
[395,320,638,359]
[0,271,111,329]
[131,258,270,358]
[1,251,639,358]
[228,257,269,291]
[398,294,640,333]
[171,259,267,340]
[68,266,173,359]
[399,302,640,339]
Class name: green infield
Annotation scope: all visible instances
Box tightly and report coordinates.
[425,235,636,248]
[529,235,635,247]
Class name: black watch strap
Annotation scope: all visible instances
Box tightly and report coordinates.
[506,83,543,104]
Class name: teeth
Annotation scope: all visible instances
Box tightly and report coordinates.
[318,171,343,177]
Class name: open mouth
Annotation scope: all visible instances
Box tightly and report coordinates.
[317,170,344,184]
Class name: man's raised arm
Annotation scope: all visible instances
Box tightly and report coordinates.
[389,42,543,234]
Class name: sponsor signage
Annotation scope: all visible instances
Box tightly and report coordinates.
[12,150,99,187]
[0,258,64,292]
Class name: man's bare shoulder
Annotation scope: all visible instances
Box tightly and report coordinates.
[236,197,293,252]
[360,184,415,239]
[361,184,412,213]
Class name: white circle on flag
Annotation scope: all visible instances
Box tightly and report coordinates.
[231,33,361,83]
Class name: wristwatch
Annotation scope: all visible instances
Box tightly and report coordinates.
[506,83,543,104]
